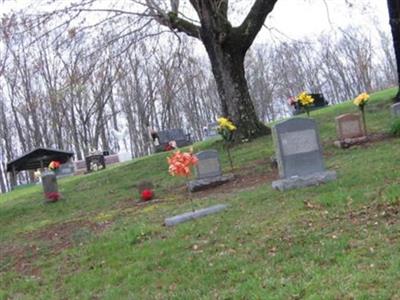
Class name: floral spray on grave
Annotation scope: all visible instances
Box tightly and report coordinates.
[167,149,198,211]
[217,117,237,171]
[296,91,315,117]
[353,92,370,136]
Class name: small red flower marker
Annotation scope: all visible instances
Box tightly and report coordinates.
[141,189,154,201]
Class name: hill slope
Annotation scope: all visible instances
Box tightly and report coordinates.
[1,88,400,299]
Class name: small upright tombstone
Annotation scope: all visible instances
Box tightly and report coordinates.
[154,128,192,152]
[334,113,367,148]
[203,122,219,140]
[391,103,400,117]
[42,172,59,202]
[271,118,336,191]
[85,154,106,172]
[187,150,234,192]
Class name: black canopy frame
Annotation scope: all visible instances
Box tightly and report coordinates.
[6,148,74,188]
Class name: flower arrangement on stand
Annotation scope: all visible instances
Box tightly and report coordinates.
[353,92,370,135]
[167,149,198,211]
[296,91,315,117]
[217,117,236,170]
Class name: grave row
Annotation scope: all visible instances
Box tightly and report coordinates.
[42,102,400,203]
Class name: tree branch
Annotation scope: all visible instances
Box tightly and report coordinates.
[163,13,201,39]
[238,0,278,49]
[146,0,201,39]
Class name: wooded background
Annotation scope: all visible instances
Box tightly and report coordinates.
[0,11,397,192]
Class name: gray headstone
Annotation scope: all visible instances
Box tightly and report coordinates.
[335,113,365,140]
[273,118,324,178]
[157,131,170,144]
[168,128,186,141]
[157,128,188,144]
[391,103,400,117]
[42,172,58,201]
[272,118,336,190]
[195,150,222,179]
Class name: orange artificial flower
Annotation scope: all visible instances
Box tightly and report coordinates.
[167,150,198,177]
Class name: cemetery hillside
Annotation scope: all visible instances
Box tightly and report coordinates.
[2,87,400,299]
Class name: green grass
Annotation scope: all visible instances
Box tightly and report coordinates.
[1,87,400,299]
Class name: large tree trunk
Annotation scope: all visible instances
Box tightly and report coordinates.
[388,0,400,102]
[203,39,270,139]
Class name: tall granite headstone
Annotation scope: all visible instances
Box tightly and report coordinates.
[272,118,336,191]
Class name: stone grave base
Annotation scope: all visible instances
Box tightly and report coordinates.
[272,171,337,191]
[164,204,228,226]
[187,174,235,192]
[333,136,368,149]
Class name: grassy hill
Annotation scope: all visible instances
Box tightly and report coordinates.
[1,88,399,299]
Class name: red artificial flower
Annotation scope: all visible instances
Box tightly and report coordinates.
[141,189,154,201]
[45,192,60,202]
[167,150,198,177]
[49,160,61,170]
[164,144,174,151]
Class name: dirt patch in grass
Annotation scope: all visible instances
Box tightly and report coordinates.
[193,170,278,199]
[359,133,394,147]
[0,219,112,276]
[163,159,278,200]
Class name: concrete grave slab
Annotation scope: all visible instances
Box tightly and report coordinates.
[164,204,228,226]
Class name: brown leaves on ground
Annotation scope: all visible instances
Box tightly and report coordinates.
[348,201,400,226]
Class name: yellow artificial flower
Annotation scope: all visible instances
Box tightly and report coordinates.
[353,92,369,107]
[297,91,314,107]
[217,117,237,131]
